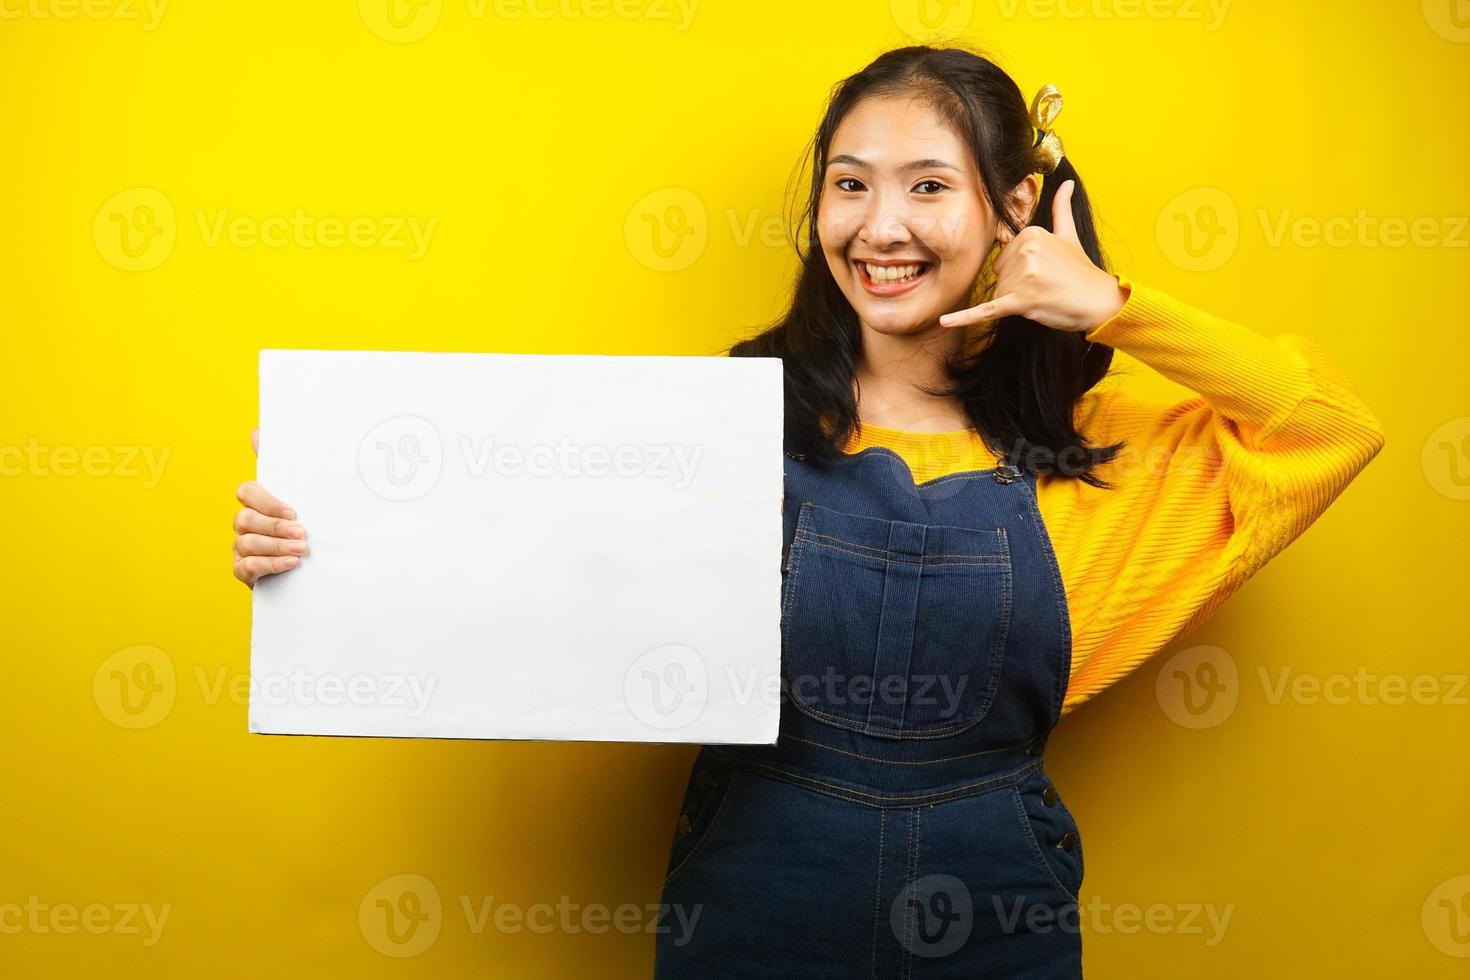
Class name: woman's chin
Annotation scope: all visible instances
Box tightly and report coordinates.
[855,306,947,335]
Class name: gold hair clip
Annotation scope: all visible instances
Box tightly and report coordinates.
[1029,83,1065,175]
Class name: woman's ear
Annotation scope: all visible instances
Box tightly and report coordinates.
[999,174,1040,241]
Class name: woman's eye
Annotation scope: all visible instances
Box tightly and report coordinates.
[914,180,947,195]
[834,177,865,193]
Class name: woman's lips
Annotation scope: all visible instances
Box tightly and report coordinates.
[854,260,933,297]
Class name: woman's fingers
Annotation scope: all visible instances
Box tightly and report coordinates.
[233,480,304,588]
[233,553,300,587]
[236,532,309,558]
[236,480,295,520]
[939,290,1028,329]
[233,506,305,540]
[1051,179,1079,242]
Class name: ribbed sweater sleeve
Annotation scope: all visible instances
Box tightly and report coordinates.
[1043,272,1387,714]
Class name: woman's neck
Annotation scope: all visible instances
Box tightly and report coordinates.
[854,322,970,433]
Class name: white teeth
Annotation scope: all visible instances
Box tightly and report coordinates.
[861,262,926,283]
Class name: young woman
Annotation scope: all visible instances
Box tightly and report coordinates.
[232,44,1385,978]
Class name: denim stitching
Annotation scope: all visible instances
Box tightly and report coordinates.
[843,446,1008,490]
[792,689,999,740]
[1016,473,1074,725]
[902,807,917,979]
[799,526,1006,561]
[780,502,813,669]
[785,520,1015,738]
[661,769,741,889]
[779,732,1033,765]
[787,529,1012,738]
[892,522,925,733]
[1055,793,1085,887]
[1009,785,1078,903]
[871,808,886,980]
[779,483,1027,739]
[708,750,1041,808]
[862,526,899,732]
[798,534,1009,568]
[968,525,1014,723]
[913,806,925,978]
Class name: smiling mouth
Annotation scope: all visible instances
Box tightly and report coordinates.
[854,259,933,294]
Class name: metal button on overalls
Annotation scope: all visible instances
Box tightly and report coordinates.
[656,448,1084,978]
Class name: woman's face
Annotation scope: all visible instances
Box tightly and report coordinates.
[818,94,1011,339]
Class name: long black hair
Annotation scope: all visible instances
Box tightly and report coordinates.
[729,44,1125,488]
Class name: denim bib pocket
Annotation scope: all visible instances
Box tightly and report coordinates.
[780,499,1013,738]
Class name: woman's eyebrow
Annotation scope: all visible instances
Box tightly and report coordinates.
[826,154,962,173]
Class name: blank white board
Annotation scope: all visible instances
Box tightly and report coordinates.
[250,349,783,744]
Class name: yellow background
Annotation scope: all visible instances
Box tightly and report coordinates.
[3,0,1468,975]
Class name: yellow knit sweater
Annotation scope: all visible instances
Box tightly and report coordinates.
[841,272,1387,715]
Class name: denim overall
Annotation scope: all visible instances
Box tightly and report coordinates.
[654,447,1084,979]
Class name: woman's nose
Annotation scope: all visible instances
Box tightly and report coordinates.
[857,192,914,248]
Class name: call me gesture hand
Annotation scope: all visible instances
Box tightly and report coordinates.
[938,180,1129,335]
